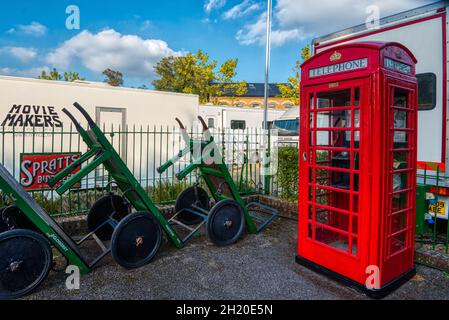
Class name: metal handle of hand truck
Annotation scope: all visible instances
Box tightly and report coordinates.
[175,118,191,143]
[73,102,96,129]
[198,116,208,131]
[62,107,97,147]
[157,145,192,174]
[198,116,212,140]
[62,108,85,134]
[157,160,174,174]
[176,163,198,180]
[175,118,185,130]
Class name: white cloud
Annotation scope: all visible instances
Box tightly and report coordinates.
[0,66,49,78]
[0,47,38,62]
[204,0,226,13]
[236,13,266,45]
[223,0,262,20]
[271,28,303,47]
[236,13,304,46]
[237,0,432,47]
[45,29,180,80]
[7,22,47,37]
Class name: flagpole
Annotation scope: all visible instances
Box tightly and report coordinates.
[262,0,272,193]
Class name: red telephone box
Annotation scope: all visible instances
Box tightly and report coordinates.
[297,42,418,297]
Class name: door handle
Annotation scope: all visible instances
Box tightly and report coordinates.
[302,152,307,161]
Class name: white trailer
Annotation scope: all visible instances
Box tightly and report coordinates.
[273,107,299,147]
[312,1,447,217]
[198,105,285,176]
[0,77,281,188]
[0,76,199,183]
[198,104,284,130]
[0,76,199,129]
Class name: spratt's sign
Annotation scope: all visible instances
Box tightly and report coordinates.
[309,58,369,78]
[1,105,63,128]
[20,152,81,191]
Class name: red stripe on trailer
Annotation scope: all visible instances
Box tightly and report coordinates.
[441,13,447,170]
[417,161,446,172]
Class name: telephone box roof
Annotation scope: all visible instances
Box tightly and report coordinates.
[301,41,418,68]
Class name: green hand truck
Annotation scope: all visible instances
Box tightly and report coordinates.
[157,116,278,245]
[0,161,93,299]
[0,102,264,299]
[0,102,166,299]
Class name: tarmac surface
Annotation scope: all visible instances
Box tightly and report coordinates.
[25,217,449,300]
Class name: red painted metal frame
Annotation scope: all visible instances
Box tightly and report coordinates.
[315,12,447,170]
[298,42,418,291]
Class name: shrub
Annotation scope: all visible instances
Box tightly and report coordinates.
[277,147,298,202]
[0,180,193,218]
[146,181,191,204]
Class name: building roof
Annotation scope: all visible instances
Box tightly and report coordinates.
[222,82,292,98]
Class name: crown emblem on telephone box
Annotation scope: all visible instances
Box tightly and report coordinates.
[330,51,342,62]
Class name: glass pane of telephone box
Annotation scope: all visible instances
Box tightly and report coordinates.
[394,110,408,129]
[317,89,351,108]
[308,201,314,220]
[390,232,407,254]
[315,209,351,232]
[316,150,331,167]
[315,167,354,191]
[394,88,409,109]
[315,187,356,212]
[392,192,409,212]
[314,225,349,253]
[354,88,360,106]
[316,110,352,128]
[315,130,354,149]
[391,212,408,234]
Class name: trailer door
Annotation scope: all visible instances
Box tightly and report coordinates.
[95,107,127,160]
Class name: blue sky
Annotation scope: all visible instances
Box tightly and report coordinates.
[0,0,433,87]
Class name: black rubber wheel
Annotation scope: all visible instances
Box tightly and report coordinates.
[87,194,131,241]
[175,187,210,225]
[0,229,52,300]
[206,200,245,246]
[0,207,8,233]
[111,212,162,269]
[2,206,38,232]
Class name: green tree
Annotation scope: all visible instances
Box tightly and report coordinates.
[153,50,247,104]
[38,68,85,82]
[301,43,312,63]
[103,68,124,87]
[276,44,312,106]
[211,58,247,105]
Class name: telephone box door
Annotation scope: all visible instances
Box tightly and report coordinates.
[299,78,370,282]
[381,79,417,284]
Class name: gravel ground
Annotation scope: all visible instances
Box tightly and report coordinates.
[24,218,449,300]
